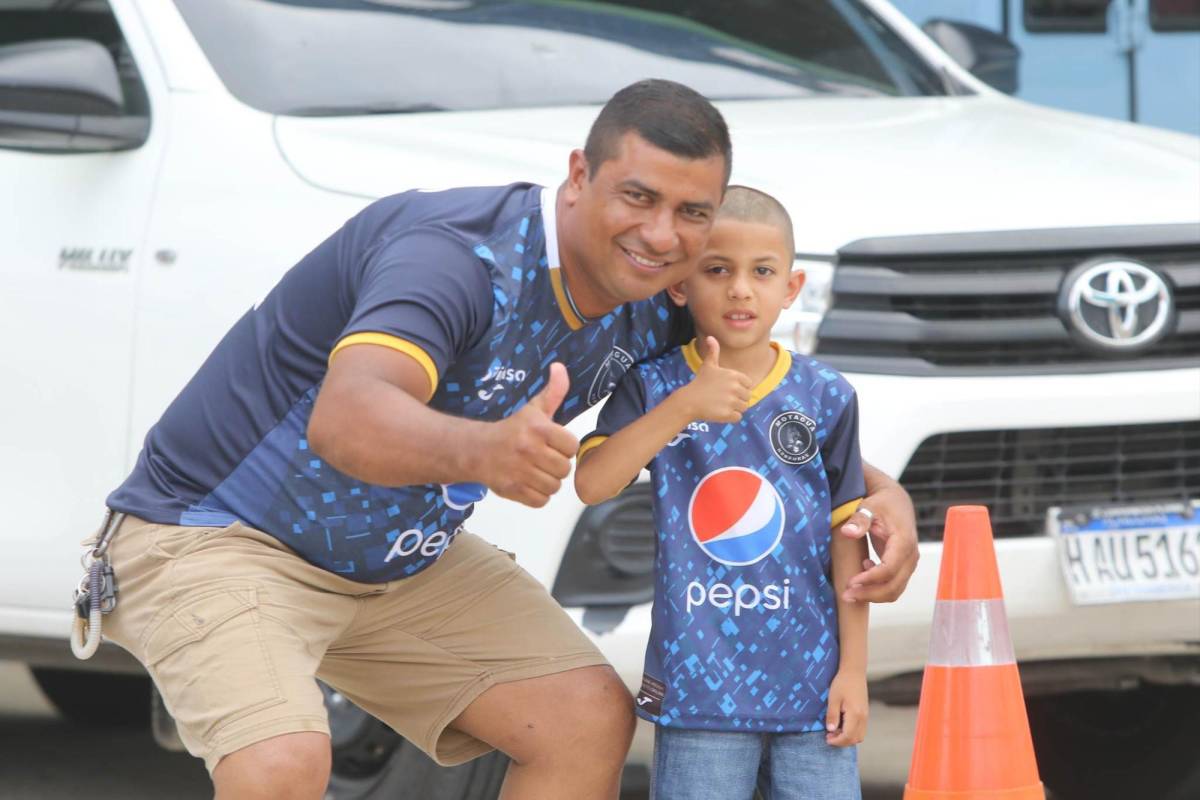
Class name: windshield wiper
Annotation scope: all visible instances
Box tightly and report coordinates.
[285,102,446,117]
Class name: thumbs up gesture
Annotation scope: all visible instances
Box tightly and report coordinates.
[483,363,579,508]
[681,337,752,424]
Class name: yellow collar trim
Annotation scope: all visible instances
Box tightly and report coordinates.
[549,267,586,331]
[682,339,792,409]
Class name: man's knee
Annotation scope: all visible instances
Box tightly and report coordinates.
[568,666,636,752]
[213,731,331,800]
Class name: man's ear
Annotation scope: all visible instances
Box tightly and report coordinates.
[563,149,589,205]
[667,281,688,307]
[782,270,806,308]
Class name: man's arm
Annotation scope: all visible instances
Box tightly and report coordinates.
[837,462,919,603]
[575,337,750,504]
[308,344,577,508]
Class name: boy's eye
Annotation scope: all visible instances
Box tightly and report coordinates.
[706,264,729,275]
[756,266,776,276]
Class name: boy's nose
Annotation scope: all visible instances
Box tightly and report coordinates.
[728,275,752,299]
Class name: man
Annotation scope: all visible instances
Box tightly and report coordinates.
[96,80,917,799]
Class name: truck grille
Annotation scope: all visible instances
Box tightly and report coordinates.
[900,420,1200,541]
[816,226,1200,374]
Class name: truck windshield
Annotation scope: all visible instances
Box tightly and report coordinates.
[172,0,953,116]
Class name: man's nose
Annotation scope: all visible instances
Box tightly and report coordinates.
[640,207,679,255]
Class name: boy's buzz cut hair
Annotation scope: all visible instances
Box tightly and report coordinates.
[717,185,795,258]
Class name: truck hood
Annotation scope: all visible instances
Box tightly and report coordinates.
[275,95,1200,254]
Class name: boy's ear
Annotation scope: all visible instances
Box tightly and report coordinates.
[782,270,806,308]
[666,281,689,307]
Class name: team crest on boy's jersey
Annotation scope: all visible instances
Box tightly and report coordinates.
[769,411,819,465]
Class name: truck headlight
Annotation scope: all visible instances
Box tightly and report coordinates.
[775,258,835,354]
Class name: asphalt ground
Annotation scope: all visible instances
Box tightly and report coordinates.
[0,660,914,799]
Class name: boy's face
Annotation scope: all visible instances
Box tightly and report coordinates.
[668,217,804,351]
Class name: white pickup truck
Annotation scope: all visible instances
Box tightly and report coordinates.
[2,1,1198,799]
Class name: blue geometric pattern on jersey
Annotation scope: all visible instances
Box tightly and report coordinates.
[616,348,864,731]
[187,206,675,583]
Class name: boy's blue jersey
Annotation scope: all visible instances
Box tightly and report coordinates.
[107,184,682,583]
[582,341,865,731]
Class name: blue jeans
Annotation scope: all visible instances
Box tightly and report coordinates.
[650,727,861,800]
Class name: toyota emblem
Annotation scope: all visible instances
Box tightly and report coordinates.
[1059,259,1174,353]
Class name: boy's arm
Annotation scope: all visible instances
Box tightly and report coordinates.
[826,526,870,746]
[575,337,752,505]
[820,381,870,746]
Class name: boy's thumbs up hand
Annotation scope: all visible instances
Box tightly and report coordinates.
[682,336,752,424]
[481,363,578,508]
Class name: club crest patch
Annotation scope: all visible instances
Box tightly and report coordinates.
[587,346,634,405]
[769,411,818,465]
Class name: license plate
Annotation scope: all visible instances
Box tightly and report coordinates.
[1048,500,1200,605]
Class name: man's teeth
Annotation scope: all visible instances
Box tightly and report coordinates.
[626,249,665,268]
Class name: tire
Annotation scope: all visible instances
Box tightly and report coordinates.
[31,667,151,727]
[322,683,509,800]
[1027,685,1200,800]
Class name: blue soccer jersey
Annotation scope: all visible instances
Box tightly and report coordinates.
[581,340,865,731]
[108,184,684,583]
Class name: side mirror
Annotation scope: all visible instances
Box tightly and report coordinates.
[922,19,1020,95]
[0,38,149,152]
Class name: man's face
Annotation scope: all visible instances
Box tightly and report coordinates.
[560,131,726,316]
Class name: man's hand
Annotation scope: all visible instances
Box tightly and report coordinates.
[479,363,578,508]
[678,337,752,423]
[838,466,918,603]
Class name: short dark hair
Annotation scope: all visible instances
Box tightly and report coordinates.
[584,79,732,185]
[718,185,795,256]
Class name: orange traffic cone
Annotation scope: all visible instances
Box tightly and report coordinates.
[904,505,1044,800]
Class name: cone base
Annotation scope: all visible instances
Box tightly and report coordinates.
[903,783,1044,800]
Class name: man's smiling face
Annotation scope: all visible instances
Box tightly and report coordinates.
[560,131,727,317]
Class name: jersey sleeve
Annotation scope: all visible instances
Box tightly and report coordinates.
[332,229,492,393]
[822,385,867,529]
[577,368,649,462]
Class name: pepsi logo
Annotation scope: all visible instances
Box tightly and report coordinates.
[688,467,786,566]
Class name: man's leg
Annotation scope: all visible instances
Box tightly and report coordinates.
[451,665,635,800]
[93,517,359,797]
[212,732,331,800]
[319,532,628,800]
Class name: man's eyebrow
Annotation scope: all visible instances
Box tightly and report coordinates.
[618,179,660,198]
[619,180,714,212]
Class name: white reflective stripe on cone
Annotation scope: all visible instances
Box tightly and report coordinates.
[927,599,1016,667]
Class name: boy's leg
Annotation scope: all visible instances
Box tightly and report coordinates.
[764,732,860,800]
[317,531,629,799]
[650,726,762,800]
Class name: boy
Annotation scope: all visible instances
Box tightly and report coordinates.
[575,186,868,799]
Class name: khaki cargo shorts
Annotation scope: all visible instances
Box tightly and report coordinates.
[88,515,607,773]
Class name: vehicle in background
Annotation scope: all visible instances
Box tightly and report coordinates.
[890,0,1200,134]
[2,1,1198,799]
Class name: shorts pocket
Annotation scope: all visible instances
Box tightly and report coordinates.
[146,523,235,561]
[143,586,285,742]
